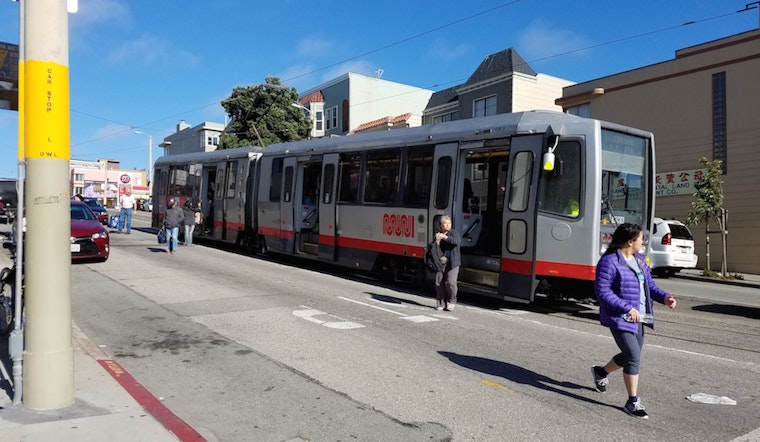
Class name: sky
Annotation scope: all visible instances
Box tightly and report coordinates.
[0,0,757,178]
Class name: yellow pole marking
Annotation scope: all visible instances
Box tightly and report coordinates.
[24,60,70,160]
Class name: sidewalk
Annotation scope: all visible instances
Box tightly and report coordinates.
[674,268,760,289]
[0,325,191,442]
[0,229,201,442]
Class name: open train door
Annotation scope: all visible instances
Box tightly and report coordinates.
[500,134,543,303]
[280,157,297,253]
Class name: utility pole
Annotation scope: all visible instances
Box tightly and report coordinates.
[22,0,74,409]
[738,2,760,28]
[134,130,153,195]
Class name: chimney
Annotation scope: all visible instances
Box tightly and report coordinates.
[177,120,190,132]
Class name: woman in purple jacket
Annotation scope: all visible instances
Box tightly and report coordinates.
[591,223,677,419]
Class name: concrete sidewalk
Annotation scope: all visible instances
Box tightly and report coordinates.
[0,324,189,442]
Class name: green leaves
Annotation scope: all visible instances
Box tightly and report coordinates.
[686,157,724,227]
[219,76,312,149]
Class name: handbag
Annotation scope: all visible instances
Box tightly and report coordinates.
[157,228,167,244]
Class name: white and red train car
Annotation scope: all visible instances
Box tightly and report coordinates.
[153,111,655,303]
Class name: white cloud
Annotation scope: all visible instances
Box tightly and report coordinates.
[107,34,200,67]
[296,35,335,58]
[70,0,131,30]
[424,39,473,62]
[517,19,593,62]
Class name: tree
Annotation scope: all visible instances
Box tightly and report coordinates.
[686,157,727,276]
[218,76,311,149]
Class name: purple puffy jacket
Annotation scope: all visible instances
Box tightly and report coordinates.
[595,249,670,332]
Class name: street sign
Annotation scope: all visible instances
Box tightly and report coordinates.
[120,174,131,184]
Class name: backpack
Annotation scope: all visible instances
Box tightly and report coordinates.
[424,241,444,273]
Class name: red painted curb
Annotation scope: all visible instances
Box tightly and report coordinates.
[98,359,206,442]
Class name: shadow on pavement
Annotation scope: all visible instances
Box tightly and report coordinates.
[439,351,619,411]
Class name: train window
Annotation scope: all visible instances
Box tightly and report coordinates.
[283,166,293,203]
[506,219,527,254]
[269,158,283,202]
[225,162,237,198]
[322,164,335,204]
[403,147,433,205]
[338,153,360,203]
[435,157,452,209]
[508,151,533,212]
[215,166,225,199]
[538,140,581,218]
[363,149,400,204]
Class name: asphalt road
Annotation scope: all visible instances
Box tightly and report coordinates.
[61,215,760,442]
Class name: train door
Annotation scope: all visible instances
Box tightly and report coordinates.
[295,157,322,255]
[213,164,225,239]
[454,142,509,290]
[318,153,339,261]
[201,167,216,236]
[428,143,458,233]
[499,134,543,303]
[279,157,296,253]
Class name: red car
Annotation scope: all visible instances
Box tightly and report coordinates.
[71,200,110,261]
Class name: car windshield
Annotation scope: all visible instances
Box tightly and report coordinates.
[71,205,96,220]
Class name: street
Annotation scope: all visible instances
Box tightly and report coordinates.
[3,210,759,441]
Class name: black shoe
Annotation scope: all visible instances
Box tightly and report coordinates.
[624,399,649,419]
[591,366,608,393]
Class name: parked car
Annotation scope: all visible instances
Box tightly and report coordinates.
[648,217,698,277]
[81,197,109,225]
[71,200,109,261]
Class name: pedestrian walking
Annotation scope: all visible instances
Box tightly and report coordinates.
[433,215,461,311]
[164,198,184,255]
[118,190,136,234]
[591,223,677,419]
[182,200,200,246]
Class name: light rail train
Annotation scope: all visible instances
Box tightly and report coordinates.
[152,111,655,303]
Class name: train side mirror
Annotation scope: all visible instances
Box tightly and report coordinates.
[542,152,555,171]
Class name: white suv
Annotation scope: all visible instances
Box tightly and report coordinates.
[648,217,698,277]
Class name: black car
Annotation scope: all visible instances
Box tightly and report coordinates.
[81,197,109,225]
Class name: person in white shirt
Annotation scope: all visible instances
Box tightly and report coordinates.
[119,190,136,234]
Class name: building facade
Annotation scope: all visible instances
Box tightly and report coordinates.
[422,48,573,124]
[69,159,148,207]
[160,120,225,156]
[557,29,760,274]
[297,72,433,138]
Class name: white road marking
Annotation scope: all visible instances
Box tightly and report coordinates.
[292,307,365,329]
[401,315,439,323]
[338,296,407,316]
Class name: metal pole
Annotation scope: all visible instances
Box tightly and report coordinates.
[10,0,27,406]
[22,0,74,409]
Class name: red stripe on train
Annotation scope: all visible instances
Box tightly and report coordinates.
[501,257,595,281]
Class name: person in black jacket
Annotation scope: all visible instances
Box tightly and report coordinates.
[434,215,461,311]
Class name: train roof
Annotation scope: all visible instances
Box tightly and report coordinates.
[154,145,264,166]
[153,111,654,165]
[260,110,651,157]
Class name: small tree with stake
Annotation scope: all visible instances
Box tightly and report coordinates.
[686,157,728,277]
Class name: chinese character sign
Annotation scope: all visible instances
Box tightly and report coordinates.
[655,168,707,197]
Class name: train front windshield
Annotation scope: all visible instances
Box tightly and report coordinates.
[600,129,649,227]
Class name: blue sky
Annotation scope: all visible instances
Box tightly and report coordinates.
[0,0,757,178]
